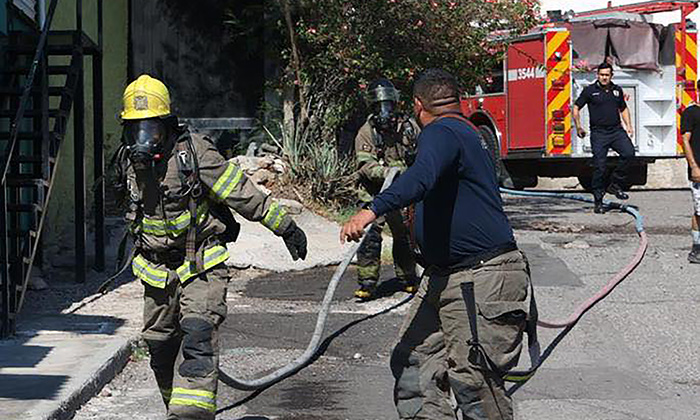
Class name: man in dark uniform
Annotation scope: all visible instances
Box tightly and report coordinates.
[573,62,635,213]
[341,69,535,420]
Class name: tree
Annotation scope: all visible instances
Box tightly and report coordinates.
[266,0,540,206]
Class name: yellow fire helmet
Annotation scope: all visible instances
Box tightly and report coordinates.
[120,74,171,120]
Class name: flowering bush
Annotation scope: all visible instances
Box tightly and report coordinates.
[268,0,539,206]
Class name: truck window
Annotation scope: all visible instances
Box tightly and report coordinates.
[482,60,505,94]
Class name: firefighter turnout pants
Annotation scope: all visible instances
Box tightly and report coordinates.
[356,209,417,287]
[391,250,531,420]
[590,126,635,196]
[142,264,230,420]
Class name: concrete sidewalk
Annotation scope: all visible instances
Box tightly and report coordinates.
[0,208,347,420]
[0,279,142,420]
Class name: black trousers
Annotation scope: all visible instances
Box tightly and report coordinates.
[590,126,635,197]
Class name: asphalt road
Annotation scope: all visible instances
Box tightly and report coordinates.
[74,189,700,420]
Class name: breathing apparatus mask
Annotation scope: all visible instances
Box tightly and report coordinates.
[368,80,401,136]
[123,119,169,167]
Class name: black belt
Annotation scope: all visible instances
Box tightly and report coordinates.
[446,242,518,273]
[141,248,185,265]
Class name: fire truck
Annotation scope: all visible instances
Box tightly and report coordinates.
[462,0,700,189]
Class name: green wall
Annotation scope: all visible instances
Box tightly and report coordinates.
[1,0,7,35]
[43,0,128,262]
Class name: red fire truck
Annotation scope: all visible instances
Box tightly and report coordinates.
[462,0,699,189]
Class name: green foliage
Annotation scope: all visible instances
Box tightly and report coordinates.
[267,0,539,208]
[293,0,539,104]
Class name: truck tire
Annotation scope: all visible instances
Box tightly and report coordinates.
[478,125,507,184]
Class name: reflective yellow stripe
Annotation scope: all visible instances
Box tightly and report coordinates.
[212,162,243,200]
[261,202,287,234]
[176,245,229,283]
[141,203,209,237]
[369,166,385,179]
[169,398,216,412]
[132,255,168,288]
[170,387,216,412]
[504,371,536,383]
[386,159,406,169]
[172,387,215,399]
[356,151,376,163]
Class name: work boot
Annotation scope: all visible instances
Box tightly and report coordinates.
[607,184,629,200]
[689,245,700,264]
[354,284,378,301]
[400,277,419,294]
[593,191,606,214]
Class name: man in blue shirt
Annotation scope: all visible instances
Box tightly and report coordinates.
[573,62,635,213]
[341,69,534,420]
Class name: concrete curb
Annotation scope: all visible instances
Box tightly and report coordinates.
[45,337,137,420]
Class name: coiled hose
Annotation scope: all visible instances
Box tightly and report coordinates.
[499,188,648,391]
[218,168,404,391]
[218,182,648,392]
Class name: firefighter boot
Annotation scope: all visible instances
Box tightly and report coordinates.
[354,283,378,301]
[593,191,606,214]
[689,244,700,264]
[400,276,420,294]
[607,183,629,200]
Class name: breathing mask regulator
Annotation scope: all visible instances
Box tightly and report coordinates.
[123,118,170,166]
[367,79,401,145]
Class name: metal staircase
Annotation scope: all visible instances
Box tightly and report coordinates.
[0,0,104,337]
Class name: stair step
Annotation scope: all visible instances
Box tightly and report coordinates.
[0,86,65,96]
[8,229,38,239]
[7,203,42,213]
[0,109,66,119]
[1,65,72,75]
[8,30,100,55]
[13,155,56,165]
[7,177,49,188]
[0,131,60,141]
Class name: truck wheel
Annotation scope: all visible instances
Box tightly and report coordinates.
[478,125,507,184]
[577,175,593,192]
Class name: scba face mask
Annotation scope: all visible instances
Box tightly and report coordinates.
[124,119,168,165]
[369,84,400,132]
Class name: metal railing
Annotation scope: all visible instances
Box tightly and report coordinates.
[0,0,105,337]
[0,0,61,338]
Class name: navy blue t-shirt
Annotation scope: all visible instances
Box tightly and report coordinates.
[370,117,515,267]
[574,81,627,128]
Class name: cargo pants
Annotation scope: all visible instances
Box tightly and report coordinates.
[142,264,230,420]
[356,209,417,287]
[391,250,531,420]
[590,126,635,197]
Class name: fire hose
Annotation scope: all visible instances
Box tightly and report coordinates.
[217,168,405,391]
[218,175,648,393]
[496,188,648,393]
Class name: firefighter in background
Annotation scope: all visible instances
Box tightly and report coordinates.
[354,78,420,300]
[573,62,635,213]
[114,75,307,420]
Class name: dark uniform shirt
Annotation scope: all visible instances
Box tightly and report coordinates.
[680,103,700,180]
[370,117,515,267]
[575,81,627,128]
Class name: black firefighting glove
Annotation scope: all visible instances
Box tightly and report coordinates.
[282,221,308,261]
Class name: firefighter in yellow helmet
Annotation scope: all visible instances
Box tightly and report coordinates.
[114,74,308,420]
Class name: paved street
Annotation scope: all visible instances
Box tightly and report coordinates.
[74,189,700,420]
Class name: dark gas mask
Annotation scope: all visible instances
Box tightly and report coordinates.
[123,119,168,166]
[368,82,400,136]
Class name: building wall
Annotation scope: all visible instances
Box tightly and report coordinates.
[42,0,128,263]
